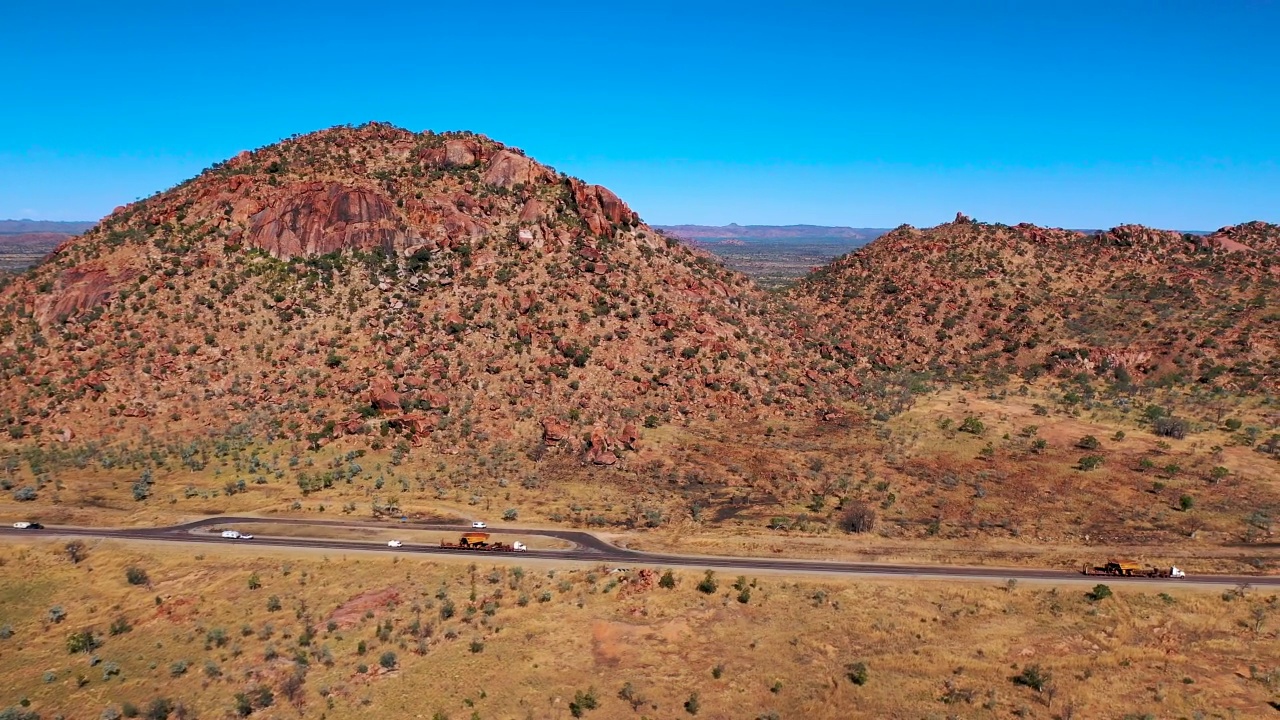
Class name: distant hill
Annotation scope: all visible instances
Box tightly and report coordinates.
[655,224,887,241]
[0,221,95,273]
[782,214,1279,391]
[0,219,96,235]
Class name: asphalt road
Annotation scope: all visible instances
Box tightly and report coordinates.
[2,515,1277,587]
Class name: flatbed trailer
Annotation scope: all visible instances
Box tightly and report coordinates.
[1082,560,1185,578]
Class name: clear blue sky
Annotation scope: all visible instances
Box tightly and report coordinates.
[2,1,1277,229]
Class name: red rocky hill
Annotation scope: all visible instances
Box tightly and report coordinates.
[784,214,1279,392]
[0,123,819,458]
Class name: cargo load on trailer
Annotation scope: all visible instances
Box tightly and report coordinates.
[439,532,526,552]
[1082,560,1185,578]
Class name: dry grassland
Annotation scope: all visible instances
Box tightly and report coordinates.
[0,541,1277,719]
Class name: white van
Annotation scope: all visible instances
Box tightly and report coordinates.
[220,530,253,540]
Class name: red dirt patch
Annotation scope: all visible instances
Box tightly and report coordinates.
[326,587,400,629]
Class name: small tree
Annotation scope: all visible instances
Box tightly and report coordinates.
[696,570,718,595]
[843,501,877,533]
[958,416,985,435]
[1179,494,1195,512]
[247,573,262,590]
[379,651,397,670]
[1209,466,1229,483]
[1153,416,1189,439]
[1013,664,1050,692]
[659,570,676,589]
[65,540,87,564]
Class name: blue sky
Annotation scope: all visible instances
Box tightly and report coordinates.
[2,1,1277,229]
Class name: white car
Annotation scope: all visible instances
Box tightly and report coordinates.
[471,521,487,529]
[387,540,403,548]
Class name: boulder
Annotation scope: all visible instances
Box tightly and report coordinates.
[483,150,549,189]
[368,378,401,412]
[541,416,570,444]
[586,424,618,465]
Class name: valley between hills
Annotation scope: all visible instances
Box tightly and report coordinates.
[0,123,1277,718]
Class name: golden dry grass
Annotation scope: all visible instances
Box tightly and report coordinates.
[0,540,1277,719]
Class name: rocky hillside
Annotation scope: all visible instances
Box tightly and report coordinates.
[785,214,1279,392]
[0,123,819,457]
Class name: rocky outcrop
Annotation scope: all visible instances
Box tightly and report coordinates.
[483,150,549,189]
[35,264,137,326]
[586,424,618,465]
[570,179,637,237]
[246,182,406,258]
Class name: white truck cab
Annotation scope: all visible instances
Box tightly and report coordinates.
[512,541,527,552]
[1170,566,1186,578]
[221,530,253,539]
[12,522,31,529]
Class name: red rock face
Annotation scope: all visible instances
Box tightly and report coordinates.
[569,179,638,237]
[35,264,136,326]
[483,150,550,189]
[247,182,406,258]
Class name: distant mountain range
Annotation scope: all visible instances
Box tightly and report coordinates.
[0,219,96,235]
[0,220,97,273]
[655,224,889,241]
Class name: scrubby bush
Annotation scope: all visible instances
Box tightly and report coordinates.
[659,570,676,589]
[379,651,398,669]
[1088,584,1112,602]
[958,416,985,434]
[843,501,877,533]
[1012,664,1050,692]
[12,486,37,501]
[1076,435,1101,450]
[67,629,101,653]
[1153,416,1189,439]
[846,661,869,685]
[1078,455,1104,471]
[144,698,173,720]
[696,570,718,595]
[569,688,599,717]
[125,567,149,586]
